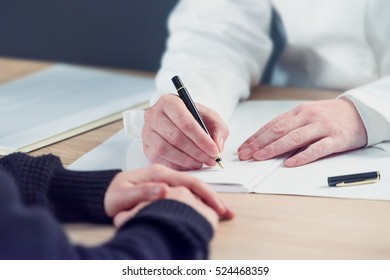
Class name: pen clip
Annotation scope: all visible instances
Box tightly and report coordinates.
[335,178,380,187]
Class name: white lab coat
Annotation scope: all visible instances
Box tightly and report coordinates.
[127,0,390,150]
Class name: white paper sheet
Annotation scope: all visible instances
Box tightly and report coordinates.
[69,100,390,199]
[257,147,390,200]
[0,64,156,154]
[70,100,302,192]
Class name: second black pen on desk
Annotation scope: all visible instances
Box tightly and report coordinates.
[171,75,224,169]
[328,171,380,187]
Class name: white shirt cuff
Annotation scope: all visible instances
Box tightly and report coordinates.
[339,91,390,151]
[122,109,145,140]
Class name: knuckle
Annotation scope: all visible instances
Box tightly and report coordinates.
[192,149,209,162]
[248,142,259,151]
[202,106,215,117]
[159,95,174,107]
[149,164,166,173]
[223,125,230,138]
[143,142,149,150]
[271,120,286,135]
[297,103,315,116]
[246,134,259,145]
[297,102,310,111]
[143,144,154,159]
[183,157,203,170]
[264,145,275,156]
[161,94,172,102]
[143,108,152,122]
[139,185,151,196]
[141,127,151,141]
[148,156,160,165]
[296,103,312,114]
[166,130,183,146]
[272,122,285,134]
[175,186,190,195]
[153,144,169,158]
[264,119,277,131]
[288,130,302,144]
[296,152,308,164]
[145,105,161,121]
[311,142,326,157]
[176,116,193,132]
[327,123,343,137]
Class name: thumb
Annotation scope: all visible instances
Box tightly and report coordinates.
[209,124,229,153]
[210,130,228,153]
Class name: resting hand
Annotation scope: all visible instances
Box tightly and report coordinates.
[104,171,167,218]
[142,94,229,170]
[113,186,219,230]
[238,98,367,167]
[104,164,233,220]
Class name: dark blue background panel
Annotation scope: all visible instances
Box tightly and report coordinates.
[0,0,178,71]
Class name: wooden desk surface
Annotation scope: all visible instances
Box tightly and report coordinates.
[2,57,390,259]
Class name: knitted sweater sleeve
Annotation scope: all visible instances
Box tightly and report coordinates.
[0,170,212,259]
[74,200,213,260]
[0,154,213,259]
[0,152,120,223]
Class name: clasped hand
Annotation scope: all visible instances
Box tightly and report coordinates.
[103,164,233,228]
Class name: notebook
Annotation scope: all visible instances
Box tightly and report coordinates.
[0,64,156,155]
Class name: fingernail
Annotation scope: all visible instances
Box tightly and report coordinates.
[238,142,249,152]
[216,199,226,213]
[219,201,234,219]
[149,185,162,197]
[285,157,297,167]
[253,149,267,160]
[218,136,224,152]
[238,148,252,160]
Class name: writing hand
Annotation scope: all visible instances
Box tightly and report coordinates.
[238,99,367,167]
[142,94,229,170]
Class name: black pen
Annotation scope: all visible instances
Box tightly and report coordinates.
[171,75,224,169]
[328,171,380,187]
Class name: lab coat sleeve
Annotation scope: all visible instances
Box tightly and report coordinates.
[340,76,390,151]
[338,0,390,151]
[154,0,273,122]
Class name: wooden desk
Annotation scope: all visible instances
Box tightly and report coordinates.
[2,57,390,259]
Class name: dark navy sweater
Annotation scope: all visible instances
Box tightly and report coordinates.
[0,153,213,260]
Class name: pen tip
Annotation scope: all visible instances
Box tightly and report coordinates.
[217,161,224,169]
[215,155,224,169]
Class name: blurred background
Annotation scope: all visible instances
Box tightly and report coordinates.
[0,0,178,72]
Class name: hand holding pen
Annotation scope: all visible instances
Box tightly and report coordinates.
[172,75,224,168]
[141,77,229,171]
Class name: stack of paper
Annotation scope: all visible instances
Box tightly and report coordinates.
[0,64,156,155]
